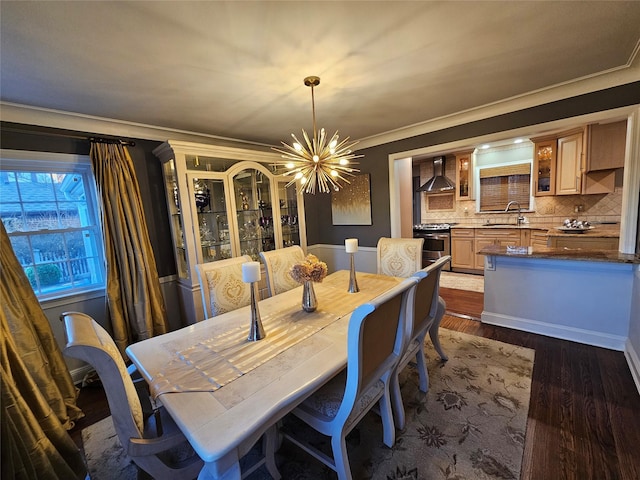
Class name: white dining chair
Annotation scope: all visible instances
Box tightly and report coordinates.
[61,311,204,480]
[274,276,419,480]
[259,245,306,297]
[391,255,450,430]
[195,255,253,320]
[376,237,424,278]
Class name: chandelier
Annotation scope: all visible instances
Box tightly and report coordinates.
[273,76,362,194]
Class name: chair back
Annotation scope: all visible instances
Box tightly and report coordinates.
[259,245,306,297]
[408,255,451,344]
[61,311,144,440]
[338,277,418,420]
[196,255,253,319]
[377,237,424,277]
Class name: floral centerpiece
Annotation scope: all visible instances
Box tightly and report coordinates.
[290,254,327,312]
[290,254,328,284]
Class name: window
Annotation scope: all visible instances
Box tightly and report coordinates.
[1,150,105,300]
[478,163,531,212]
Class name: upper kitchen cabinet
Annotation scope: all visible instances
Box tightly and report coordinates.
[531,136,556,196]
[154,140,306,324]
[555,128,584,195]
[455,150,474,200]
[586,120,627,171]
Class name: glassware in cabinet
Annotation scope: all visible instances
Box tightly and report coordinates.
[192,177,233,262]
[232,167,275,260]
[277,181,301,247]
[532,137,557,196]
[455,151,474,201]
[162,159,189,279]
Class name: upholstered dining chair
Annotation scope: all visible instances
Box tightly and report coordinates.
[60,311,204,480]
[259,245,306,297]
[376,237,424,278]
[275,276,419,480]
[196,255,253,320]
[391,255,450,430]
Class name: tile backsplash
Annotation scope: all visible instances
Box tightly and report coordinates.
[418,158,622,226]
[420,188,622,226]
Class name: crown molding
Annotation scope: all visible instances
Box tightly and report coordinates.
[0,102,274,148]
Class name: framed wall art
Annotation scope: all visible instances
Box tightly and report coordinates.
[331,173,372,225]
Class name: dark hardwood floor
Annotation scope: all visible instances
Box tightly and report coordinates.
[69,285,640,479]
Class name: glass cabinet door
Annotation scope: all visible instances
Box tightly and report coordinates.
[233,168,274,260]
[533,139,556,196]
[191,177,232,262]
[162,160,189,279]
[277,181,301,247]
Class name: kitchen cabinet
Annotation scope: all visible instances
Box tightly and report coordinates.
[455,150,474,201]
[452,227,524,273]
[451,229,475,270]
[530,230,549,247]
[548,235,618,250]
[532,137,556,196]
[555,129,584,195]
[586,120,627,171]
[474,229,522,270]
[154,140,306,324]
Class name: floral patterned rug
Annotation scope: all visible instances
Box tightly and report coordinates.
[82,324,534,480]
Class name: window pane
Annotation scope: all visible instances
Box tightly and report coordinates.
[8,235,34,267]
[1,156,105,299]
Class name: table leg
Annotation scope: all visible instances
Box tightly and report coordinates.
[197,458,241,480]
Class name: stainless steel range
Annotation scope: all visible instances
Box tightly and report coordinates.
[413,223,455,270]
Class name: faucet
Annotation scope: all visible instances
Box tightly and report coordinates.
[505,201,525,226]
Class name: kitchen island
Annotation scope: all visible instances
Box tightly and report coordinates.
[479,244,639,351]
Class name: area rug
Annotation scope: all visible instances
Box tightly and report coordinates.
[440,271,484,293]
[82,325,533,480]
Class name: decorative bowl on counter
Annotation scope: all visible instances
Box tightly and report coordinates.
[555,226,594,234]
[557,218,593,233]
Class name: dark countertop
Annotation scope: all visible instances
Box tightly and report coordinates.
[452,223,620,238]
[478,244,639,264]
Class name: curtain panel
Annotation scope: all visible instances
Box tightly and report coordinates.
[1,221,86,479]
[90,143,168,356]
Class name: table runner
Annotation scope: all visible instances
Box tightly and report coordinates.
[149,271,400,398]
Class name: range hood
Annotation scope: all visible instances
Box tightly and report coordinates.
[417,156,456,193]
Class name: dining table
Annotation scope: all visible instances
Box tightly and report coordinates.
[126,269,403,480]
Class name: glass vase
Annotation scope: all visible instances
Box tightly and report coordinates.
[302,280,317,312]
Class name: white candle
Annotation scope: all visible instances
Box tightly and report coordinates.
[345,238,358,253]
[242,261,261,283]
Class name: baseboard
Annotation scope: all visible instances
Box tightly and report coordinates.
[624,339,640,395]
[69,364,94,385]
[481,311,627,351]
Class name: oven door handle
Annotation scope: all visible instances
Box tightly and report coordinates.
[417,233,449,239]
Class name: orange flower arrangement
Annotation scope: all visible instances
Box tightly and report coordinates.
[290,254,328,283]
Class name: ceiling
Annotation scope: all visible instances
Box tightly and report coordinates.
[2,1,640,148]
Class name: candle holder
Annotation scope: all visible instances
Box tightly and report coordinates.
[247,282,265,341]
[348,253,359,293]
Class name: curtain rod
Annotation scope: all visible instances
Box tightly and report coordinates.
[89,137,136,147]
[1,125,135,147]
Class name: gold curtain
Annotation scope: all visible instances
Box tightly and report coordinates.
[90,142,168,356]
[1,222,86,479]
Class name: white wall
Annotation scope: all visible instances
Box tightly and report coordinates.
[625,266,640,392]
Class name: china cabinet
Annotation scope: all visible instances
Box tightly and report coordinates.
[154,140,306,324]
[454,151,474,201]
[532,136,556,196]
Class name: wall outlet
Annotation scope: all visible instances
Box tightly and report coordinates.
[574,204,584,213]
